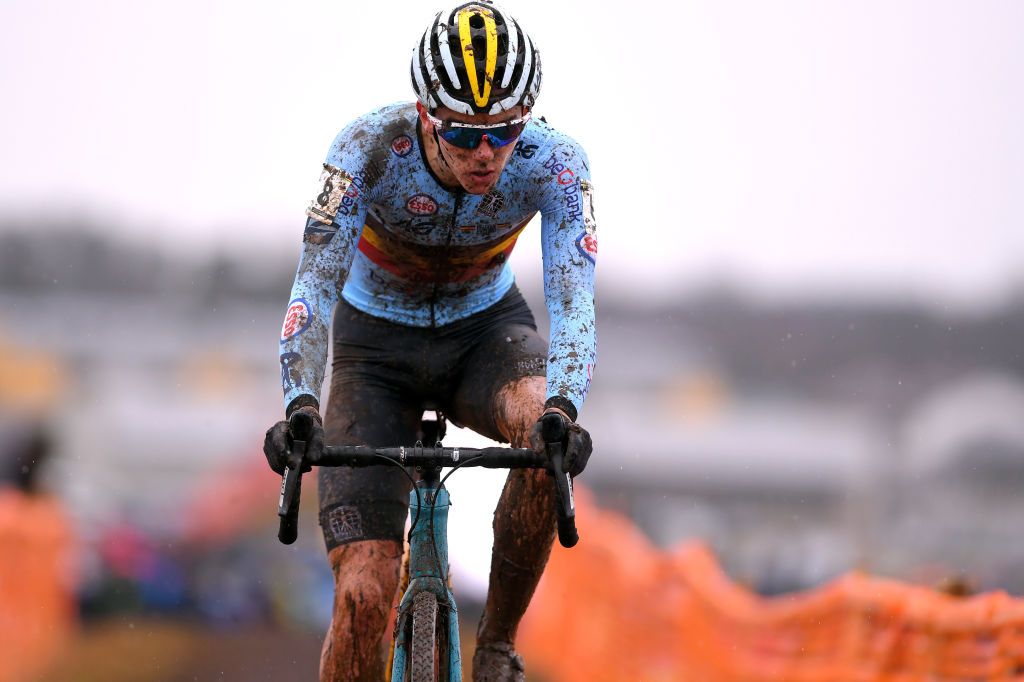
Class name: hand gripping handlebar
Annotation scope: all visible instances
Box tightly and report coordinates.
[277,410,313,545]
[540,412,579,548]
[275,412,580,548]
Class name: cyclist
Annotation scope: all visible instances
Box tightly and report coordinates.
[264,3,596,680]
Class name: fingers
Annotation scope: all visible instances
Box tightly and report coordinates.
[528,422,546,453]
[304,424,324,472]
[263,421,291,475]
[565,423,593,477]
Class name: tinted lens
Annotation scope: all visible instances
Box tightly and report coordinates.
[439,127,486,149]
[483,123,526,148]
[439,121,526,149]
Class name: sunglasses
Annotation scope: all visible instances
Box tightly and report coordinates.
[426,111,531,150]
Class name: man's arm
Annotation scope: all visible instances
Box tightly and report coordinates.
[279,124,381,415]
[538,140,598,421]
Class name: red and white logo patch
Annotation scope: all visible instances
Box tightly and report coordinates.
[575,232,597,264]
[391,135,413,157]
[406,194,438,216]
[280,298,312,343]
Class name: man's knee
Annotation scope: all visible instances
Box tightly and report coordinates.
[327,540,403,626]
[493,376,545,448]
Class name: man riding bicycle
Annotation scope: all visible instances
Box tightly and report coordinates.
[263,3,596,680]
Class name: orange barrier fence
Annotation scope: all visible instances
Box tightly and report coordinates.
[519,489,1024,682]
[0,491,75,682]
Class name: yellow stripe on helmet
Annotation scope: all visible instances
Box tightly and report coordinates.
[457,7,498,108]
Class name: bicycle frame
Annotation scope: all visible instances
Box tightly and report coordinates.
[390,477,462,681]
[276,411,579,681]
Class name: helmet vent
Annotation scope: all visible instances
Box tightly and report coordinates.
[412,2,541,114]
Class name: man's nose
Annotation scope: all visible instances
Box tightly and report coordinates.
[473,136,497,160]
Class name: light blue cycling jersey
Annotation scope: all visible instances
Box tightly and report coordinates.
[279,102,597,416]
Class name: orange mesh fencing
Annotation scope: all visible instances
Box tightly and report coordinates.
[0,491,75,682]
[519,488,1024,682]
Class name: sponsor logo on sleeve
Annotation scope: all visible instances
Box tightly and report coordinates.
[406,194,438,216]
[543,154,583,223]
[307,164,355,224]
[337,174,366,217]
[543,153,576,185]
[575,232,597,265]
[390,135,414,157]
[280,298,312,343]
[280,352,304,390]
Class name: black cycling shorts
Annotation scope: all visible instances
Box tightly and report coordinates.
[317,284,547,551]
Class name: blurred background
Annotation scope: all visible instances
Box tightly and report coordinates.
[2,0,1023,679]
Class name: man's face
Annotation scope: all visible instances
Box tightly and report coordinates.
[420,104,525,195]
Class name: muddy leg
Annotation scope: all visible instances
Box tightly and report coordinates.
[320,540,403,682]
[475,377,556,655]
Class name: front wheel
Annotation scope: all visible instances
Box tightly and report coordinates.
[410,591,446,682]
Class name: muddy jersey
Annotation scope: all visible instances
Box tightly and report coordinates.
[279,102,597,416]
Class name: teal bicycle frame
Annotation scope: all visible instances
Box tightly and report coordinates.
[390,482,461,680]
[276,411,579,681]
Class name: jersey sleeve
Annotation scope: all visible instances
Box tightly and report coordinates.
[537,138,598,418]
[278,122,384,413]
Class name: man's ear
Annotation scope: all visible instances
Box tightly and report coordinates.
[416,101,431,129]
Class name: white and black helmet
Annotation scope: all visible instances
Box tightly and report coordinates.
[411,2,542,115]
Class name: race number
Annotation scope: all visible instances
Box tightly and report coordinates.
[307,164,355,224]
[580,180,598,235]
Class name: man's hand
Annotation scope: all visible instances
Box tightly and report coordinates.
[263,406,323,475]
[528,407,593,477]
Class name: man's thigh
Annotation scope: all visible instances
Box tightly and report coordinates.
[318,377,421,551]
[448,323,548,444]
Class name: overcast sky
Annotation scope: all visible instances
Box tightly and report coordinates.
[2,1,1022,307]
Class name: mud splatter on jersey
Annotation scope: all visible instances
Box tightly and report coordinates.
[281,102,597,415]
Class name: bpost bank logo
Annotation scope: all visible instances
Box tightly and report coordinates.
[337,175,366,217]
[280,298,312,343]
[390,135,413,157]
[543,154,583,223]
[406,194,438,216]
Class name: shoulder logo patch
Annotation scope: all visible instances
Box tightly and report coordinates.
[575,232,597,265]
[390,135,413,157]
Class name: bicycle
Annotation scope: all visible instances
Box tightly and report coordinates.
[275,410,580,682]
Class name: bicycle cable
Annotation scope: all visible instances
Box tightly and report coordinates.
[368,453,423,541]
[430,454,485,610]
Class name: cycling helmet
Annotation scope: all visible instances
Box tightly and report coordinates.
[411,2,541,115]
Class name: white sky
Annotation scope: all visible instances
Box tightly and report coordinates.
[2,0,1023,306]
